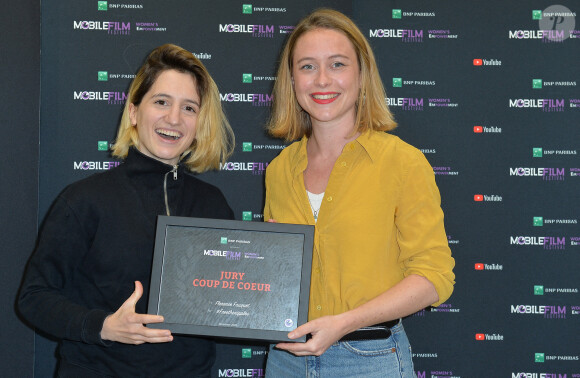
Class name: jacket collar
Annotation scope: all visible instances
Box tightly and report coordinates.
[124,147,187,177]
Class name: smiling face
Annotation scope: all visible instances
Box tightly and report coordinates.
[291,28,361,130]
[129,69,200,166]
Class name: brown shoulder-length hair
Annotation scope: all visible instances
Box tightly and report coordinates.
[112,43,234,172]
[267,8,396,141]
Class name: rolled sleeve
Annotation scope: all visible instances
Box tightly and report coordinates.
[395,151,455,306]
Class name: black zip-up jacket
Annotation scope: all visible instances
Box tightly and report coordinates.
[18,148,234,377]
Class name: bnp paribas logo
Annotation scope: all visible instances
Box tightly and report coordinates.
[392,78,402,87]
[243,73,252,83]
[98,71,108,81]
[535,352,545,363]
[392,9,402,19]
[97,141,109,151]
[533,147,543,157]
[533,217,543,227]
[242,348,252,358]
[98,1,107,11]
[534,285,544,295]
[242,211,252,221]
[243,4,252,14]
[220,237,228,244]
[533,79,542,89]
[243,142,253,152]
[532,10,542,20]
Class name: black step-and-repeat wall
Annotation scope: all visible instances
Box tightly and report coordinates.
[29,0,580,377]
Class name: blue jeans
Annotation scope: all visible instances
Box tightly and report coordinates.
[265,321,415,378]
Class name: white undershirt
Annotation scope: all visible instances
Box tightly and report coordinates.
[306,190,324,222]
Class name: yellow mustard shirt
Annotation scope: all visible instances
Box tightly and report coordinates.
[264,130,455,321]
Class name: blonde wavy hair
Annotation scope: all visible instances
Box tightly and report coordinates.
[268,8,396,141]
[112,44,234,172]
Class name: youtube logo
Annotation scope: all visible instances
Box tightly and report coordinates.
[474,126,483,133]
[475,263,484,270]
[474,194,483,202]
[473,59,483,66]
[475,333,485,341]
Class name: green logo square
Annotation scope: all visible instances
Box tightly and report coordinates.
[98,71,108,81]
[532,10,542,20]
[533,147,543,157]
[242,348,252,358]
[243,73,252,83]
[532,79,542,89]
[243,142,253,152]
[97,141,109,151]
[535,353,544,363]
[392,9,402,19]
[98,1,107,11]
[533,217,543,227]
[243,4,252,14]
[392,78,402,87]
[220,237,228,244]
[534,285,544,295]
[242,211,253,221]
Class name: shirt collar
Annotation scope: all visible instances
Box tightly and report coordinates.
[290,130,382,174]
[352,130,381,164]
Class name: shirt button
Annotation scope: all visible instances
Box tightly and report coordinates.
[316,305,322,310]
[326,196,333,202]
[341,161,347,167]
[315,268,320,273]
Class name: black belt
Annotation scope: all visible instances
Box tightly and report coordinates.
[339,319,400,342]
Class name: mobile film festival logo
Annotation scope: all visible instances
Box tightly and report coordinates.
[509,167,566,181]
[220,161,268,175]
[510,235,566,250]
[511,304,567,319]
[510,5,577,43]
[220,92,272,107]
[73,20,131,35]
[218,369,265,378]
[73,90,127,105]
[219,23,275,38]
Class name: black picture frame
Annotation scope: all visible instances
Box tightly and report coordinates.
[147,216,314,342]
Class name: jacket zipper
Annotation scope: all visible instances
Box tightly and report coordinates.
[163,165,178,216]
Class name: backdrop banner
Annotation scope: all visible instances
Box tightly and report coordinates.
[36,1,579,377]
